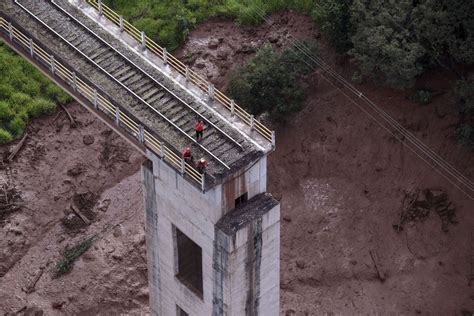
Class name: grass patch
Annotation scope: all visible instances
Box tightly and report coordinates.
[54,237,93,277]
[0,43,72,145]
[103,0,318,51]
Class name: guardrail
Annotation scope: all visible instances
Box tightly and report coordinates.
[0,15,207,192]
[86,0,275,146]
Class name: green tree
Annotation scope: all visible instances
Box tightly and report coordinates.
[227,44,313,122]
[412,0,474,73]
[349,0,426,88]
[312,0,353,54]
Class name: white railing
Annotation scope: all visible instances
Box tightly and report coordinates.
[0,15,206,191]
[86,0,275,146]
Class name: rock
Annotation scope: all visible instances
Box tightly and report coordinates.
[314,31,321,39]
[217,50,229,60]
[268,33,279,43]
[67,164,85,177]
[98,199,111,212]
[283,215,292,222]
[208,39,219,49]
[24,307,44,316]
[83,135,95,146]
[195,62,206,69]
[237,43,257,54]
[51,301,65,309]
[113,225,123,237]
[296,260,306,269]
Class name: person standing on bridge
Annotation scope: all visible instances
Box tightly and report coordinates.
[196,158,208,174]
[182,147,193,163]
[195,119,205,142]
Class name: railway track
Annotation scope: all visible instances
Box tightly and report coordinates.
[15,0,255,172]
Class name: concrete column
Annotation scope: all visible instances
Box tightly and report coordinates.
[141,160,161,315]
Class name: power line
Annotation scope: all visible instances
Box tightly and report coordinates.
[250,6,474,199]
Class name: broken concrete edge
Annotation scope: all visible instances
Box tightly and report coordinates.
[215,193,279,236]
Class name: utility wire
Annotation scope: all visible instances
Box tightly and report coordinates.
[250,6,474,199]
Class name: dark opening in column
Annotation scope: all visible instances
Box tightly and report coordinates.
[235,192,248,208]
[175,227,203,298]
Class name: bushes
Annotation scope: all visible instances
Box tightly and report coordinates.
[0,129,13,144]
[227,44,314,122]
[0,43,72,144]
[55,238,93,277]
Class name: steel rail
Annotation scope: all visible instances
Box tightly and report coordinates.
[85,0,275,144]
[49,0,242,152]
[0,15,206,189]
[15,0,231,169]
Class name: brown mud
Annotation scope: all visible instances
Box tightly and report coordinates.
[1,11,473,315]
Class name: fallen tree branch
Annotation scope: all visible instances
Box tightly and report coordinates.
[70,203,90,226]
[370,249,386,282]
[60,104,76,127]
[7,133,28,163]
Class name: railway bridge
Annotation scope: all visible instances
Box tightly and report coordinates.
[0,0,280,315]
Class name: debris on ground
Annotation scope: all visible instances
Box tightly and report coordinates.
[67,163,86,177]
[100,130,131,168]
[0,182,23,224]
[61,192,98,231]
[369,249,386,282]
[22,266,45,294]
[6,133,28,163]
[394,188,458,232]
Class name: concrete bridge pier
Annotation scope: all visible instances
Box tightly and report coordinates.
[142,150,280,315]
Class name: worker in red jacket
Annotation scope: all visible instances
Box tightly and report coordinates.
[196,157,208,173]
[195,120,205,141]
[182,147,193,163]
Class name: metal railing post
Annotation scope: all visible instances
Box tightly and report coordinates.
[201,174,205,193]
[119,16,124,33]
[98,0,103,16]
[163,48,168,65]
[72,72,77,91]
[185,66,189,84]
[271,131,276,147]
[50,55,55,75]
[180,159,185,175]
[230,100,235,117]
[8,22,13,41]
[29,38,34,57]
[93,89,98,109]
[250,115,254,130]
[208,83,214,101]
[159,143,164,159]
[141,31,146,50]
[115,107,120,125]
[138,125,144,143]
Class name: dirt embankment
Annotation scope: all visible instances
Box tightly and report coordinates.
[0,103,148,315]
[0,10,473,316]
[178,11,474,315]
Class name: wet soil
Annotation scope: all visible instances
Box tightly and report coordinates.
[1,10,473,315]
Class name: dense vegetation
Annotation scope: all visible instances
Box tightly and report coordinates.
[103,0,318,51]
[227,44,313,122]
[0,43,71,144]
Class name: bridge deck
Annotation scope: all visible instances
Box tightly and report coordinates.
[0,0,268,181]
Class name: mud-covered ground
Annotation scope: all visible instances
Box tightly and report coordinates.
[1,11,473,315]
